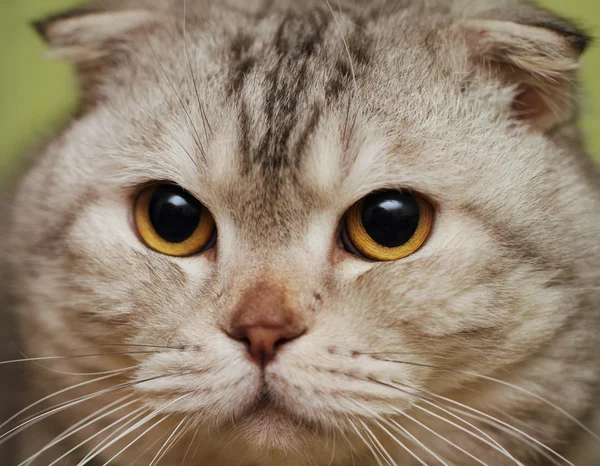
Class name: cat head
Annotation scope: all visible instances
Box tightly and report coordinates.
[8,0,600,463]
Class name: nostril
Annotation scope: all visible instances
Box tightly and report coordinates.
[238,335,252,349]
[273,337,286,351]
[273,329,306,351]
[273,336,289,353]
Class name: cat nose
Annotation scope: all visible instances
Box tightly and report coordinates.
[228,282,308,366]
[230,321,306,366]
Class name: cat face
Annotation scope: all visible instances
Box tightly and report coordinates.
[7,1,600,464]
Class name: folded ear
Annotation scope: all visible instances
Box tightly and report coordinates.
[33,8,161,63]
[33,8,161,106]
[462,14,592,132]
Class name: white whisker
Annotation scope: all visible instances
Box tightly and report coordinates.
[0,353,152,367]
[348,418,385,466]
[168,418,195,464]
[0,368,134,435]
[129,427,172,465]
[413,402,523,465]
[417,398,507,452]
[98,415,170,466]
[97,0,204,167]
[418,388,575,466]
[180,419,200,466]
[324,0,356,88]
[19,394,136,466]
[353,399,429,466]
[0,373,142,448]
[91,394,189,466]
[360,376,521,464]
[143,26,207,164]
[328,428,337,466]
[382,416,449,465]
[149,416,188,466]
[437,401,572,466]
[377,358,600,443]
[358,419,397,466]
[367,376,509,454]
[183,0,211,144]
[48,407,147,466]
[373,418,427,466]
[387,404,489,466]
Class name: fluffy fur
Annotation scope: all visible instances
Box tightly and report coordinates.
[2,0,600,464]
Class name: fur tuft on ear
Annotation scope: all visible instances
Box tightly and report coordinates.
[32,8,161,64]
[462,14,591,132]
[526,19,592,54]
[32,7,99,41]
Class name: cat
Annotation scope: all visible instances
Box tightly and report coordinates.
[2,0,600,464]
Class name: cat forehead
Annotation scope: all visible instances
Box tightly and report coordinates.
[97,2,460,185]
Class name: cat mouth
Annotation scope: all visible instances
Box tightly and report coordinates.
[248,386,289,416]
[237,385,304,427]
[251,397,286,417]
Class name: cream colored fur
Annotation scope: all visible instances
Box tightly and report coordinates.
[2,0,600,464]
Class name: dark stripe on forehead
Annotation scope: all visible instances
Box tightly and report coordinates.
[227,33,256,96]
[325,15,372,103]
[247,10,330,176]
[225,5,373,195]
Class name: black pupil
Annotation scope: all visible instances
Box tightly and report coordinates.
[148,186,202,243]
[361,191,420,248]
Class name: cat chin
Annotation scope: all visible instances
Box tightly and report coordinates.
[227,400,327,456]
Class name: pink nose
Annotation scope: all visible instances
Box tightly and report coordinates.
[230,323,305,365]
[228,282,308,366]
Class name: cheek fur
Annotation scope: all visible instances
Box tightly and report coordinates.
[331,215,577,393]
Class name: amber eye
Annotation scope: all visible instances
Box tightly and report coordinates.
[341,190,433,261]
[135,184,216,257]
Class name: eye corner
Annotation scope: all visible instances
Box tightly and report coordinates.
[339,217,371,261]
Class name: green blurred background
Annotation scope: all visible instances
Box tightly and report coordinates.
[0,0,599,178]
